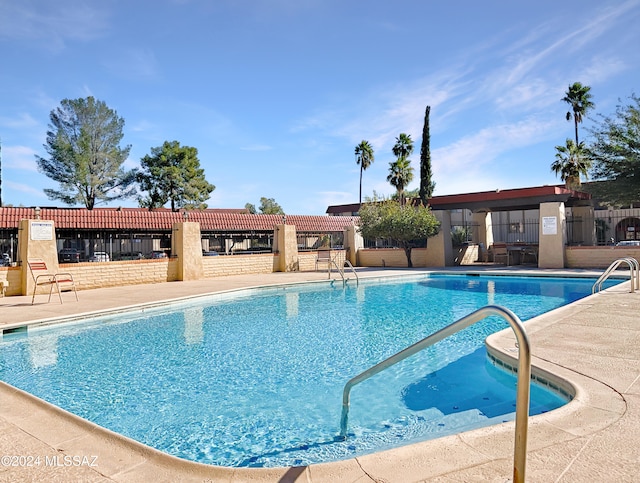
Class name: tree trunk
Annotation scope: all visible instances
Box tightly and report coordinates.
[404,246,413,268]
[359,165,363,205]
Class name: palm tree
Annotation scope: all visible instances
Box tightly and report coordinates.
[354,140,374,205]
[387,157,414,205]
[392,133,414,160]
[551,138,590,189]
[389,133,415,205]
[563,82,594,145]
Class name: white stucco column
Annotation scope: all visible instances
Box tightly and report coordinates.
[275,224,299,272]
[538,202,566,268]
[472,212,493,262]
[19,218,59,296]
[425,210,453,267]
[344,225,363,266]
[172,221,204,281]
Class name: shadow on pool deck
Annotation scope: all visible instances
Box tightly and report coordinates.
[0,266,638,482]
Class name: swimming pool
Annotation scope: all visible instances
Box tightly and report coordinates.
[0,274,619,467]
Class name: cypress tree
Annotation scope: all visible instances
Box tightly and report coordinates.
[419,105,435,204]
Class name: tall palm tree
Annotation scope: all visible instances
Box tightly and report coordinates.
[563,82,594,145]
[387,157,414,205]
[389,133,414,205]
[392,133,414,160]
[354,140,374,205]
[551,138,590,189]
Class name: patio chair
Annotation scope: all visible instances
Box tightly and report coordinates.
[521,246,538,264]
[28,258,78,304]
[491,242,510,265]
[315,249,333,271]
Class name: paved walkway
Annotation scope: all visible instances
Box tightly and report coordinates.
[0,267,638,482]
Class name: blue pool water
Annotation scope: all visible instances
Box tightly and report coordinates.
[0,274,619,467]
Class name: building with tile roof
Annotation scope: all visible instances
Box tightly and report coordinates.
[0,207,359,262]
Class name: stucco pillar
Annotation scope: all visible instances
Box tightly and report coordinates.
[19,218,60,296]
[172,221,204,281]
[344,225,363,266]
[275,224,299,272]
[472,212,493,262]
[538,202,566,268]
[424,210,453,267]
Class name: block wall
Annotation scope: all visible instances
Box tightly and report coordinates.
[59,259,178,290]
[297,250,346,272]
[202,253,278,277]
[565,246,640,269]
[0,267,23,296]
[358,248,427,267]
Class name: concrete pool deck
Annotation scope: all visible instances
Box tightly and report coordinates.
[0,266,638,482]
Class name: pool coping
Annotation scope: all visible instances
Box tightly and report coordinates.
[0,267,638,482]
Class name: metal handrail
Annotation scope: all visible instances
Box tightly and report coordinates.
[343,260,359,285]
[327,258,359,286]
[592,257,639,294]
[328,259,345,285]
[339,305,531,483]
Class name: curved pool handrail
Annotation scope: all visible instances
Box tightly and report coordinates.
[592,257,639,294]
[339,305,531,483]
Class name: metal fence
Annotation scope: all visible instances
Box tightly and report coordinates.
[202,231,274,255]
[490,219,540,245]
[0,226,353,261]
[0,229,18,265]
[297,232,344,251]
[567,212,640,246]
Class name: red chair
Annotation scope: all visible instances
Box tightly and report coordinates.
[27,258,78,304]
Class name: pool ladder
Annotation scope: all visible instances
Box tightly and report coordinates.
[592,257,639,294]
[327,258,359,286]
[339,305,531,483]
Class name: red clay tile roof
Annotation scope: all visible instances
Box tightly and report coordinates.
[0,207,359,232]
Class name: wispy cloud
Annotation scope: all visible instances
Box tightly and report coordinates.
[4,180,47,201]
[432,117,559,174]
[293,68,469,153]
[0,113,39,130]
[0,1,111,51]
[103,48,160,81]
[2,145,39,171]
[294,0,637,192]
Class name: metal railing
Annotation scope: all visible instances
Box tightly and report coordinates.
[339,305,531,483]
[592,257,639,294]
[328,258,359,286]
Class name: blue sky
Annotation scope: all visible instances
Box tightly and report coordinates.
[1,0,639,214]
